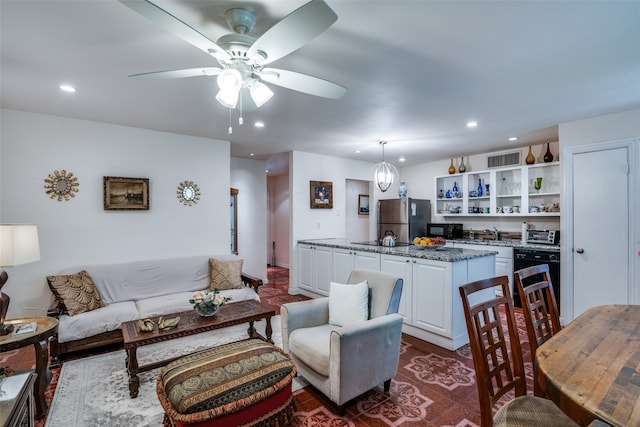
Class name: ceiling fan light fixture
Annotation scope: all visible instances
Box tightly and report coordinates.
[250,81,274,107]
[216,87,240,108]
[217,68,242,91]
[373,141,398,192]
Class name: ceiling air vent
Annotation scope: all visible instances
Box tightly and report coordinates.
[487,151,520,168]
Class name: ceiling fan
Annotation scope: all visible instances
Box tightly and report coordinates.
[119,0,347,112]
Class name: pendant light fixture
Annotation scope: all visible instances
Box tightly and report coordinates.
[373,141,398,192]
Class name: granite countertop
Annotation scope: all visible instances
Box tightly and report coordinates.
[447,238,560,252]
[298,239,498,262]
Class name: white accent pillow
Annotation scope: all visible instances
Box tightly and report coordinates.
[328,280,369,326]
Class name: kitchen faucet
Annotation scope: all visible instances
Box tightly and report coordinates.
[485,227,499,240]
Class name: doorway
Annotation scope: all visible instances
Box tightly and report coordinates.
[564,140,637,320]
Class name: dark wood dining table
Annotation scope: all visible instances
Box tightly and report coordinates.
[535,304,640,427]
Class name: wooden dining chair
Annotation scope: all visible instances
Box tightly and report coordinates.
[514,264,561,397]
[459,276,577,427]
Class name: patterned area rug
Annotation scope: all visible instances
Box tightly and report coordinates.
[44,317,289,427]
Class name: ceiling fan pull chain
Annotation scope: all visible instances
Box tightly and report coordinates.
[228,108,233,135]
[239,94,244,125]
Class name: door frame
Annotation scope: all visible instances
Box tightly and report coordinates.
[562,138,638,322]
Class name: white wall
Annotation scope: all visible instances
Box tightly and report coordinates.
[559,108,640,307]
[1,109,231,317]
[289,151,377,293]
[345,179,370,242]
[230,157,268,281]
[559,108,640,149]
[268,174,290,269]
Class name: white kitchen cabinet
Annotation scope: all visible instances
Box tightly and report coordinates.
[380,254,413,323]
[382,252,496,350]
[298,244,332,296]
[453,242,513,296]
[298,240,496,350]
[332,248,381,284]
[411,259,450,336]
[435,162,560,217]
[402,255,495,350]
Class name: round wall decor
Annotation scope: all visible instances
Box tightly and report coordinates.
[177,180,200,206]
[44,169,79,201]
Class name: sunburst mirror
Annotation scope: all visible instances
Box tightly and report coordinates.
[44,169,79,201]
[177,180,200,206]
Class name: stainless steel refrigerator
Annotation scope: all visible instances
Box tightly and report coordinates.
[377,198,431,244]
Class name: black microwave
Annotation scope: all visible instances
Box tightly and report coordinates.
[427,223,463,239]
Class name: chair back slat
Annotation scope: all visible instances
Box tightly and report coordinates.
[460,276,527,427]
[514,265,561,354]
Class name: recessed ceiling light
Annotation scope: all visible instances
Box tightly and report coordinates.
[466,121,478,128]
[60,84,76,93]
[254,121,264,128]
[354,150,361,154]
[265,169,270,173]
[509,137,519,141]
[250,153,254,156]
[399,157,406,162]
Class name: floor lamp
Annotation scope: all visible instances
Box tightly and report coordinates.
[0,225,41,335]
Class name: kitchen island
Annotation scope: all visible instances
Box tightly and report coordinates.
[297,239,497,350]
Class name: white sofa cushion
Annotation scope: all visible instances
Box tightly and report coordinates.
[57,301,139,343]
[288,323,340,376]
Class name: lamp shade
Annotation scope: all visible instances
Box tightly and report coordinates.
[0,224,40,267]
[374,161,398,192]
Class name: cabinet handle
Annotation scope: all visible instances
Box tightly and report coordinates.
[576,248,584,254]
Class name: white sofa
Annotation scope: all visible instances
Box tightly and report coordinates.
[47,255,263,366]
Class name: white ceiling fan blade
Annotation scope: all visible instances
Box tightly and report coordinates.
[247,0,337,65]
[129,67,222,79]
[259,68,346,99]
[118,0,230,62]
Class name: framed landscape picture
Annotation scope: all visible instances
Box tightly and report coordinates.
[310,181,332,209]
[358,194,370,215]
[103,176,149,210]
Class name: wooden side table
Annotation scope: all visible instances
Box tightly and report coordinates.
[0,372,36,427]
[0,317,58,420]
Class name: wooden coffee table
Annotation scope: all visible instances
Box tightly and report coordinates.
[122,299,275,398]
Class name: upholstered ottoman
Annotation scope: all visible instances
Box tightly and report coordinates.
[156,339,296,427]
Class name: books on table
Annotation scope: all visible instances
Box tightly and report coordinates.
[11,321,37,337]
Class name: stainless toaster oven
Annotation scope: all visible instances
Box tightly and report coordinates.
[526,229,559,245]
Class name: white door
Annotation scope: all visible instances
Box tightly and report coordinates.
[571,145,630,318]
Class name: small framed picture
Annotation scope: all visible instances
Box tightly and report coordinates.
[358,194,370,215]
[103,176,149,210]
[310,181,333,209]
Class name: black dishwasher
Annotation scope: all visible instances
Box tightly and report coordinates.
[513,248,561,313]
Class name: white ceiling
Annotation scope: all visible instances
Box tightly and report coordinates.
[2,1,639,175]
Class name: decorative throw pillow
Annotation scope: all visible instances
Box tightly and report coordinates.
[46,270,105,316]
[328,280,369,327]
[208,258,244,291]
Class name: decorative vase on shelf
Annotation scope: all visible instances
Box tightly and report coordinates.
[458,157,466,173]
[526,146,535,165]
[477,179,483,197]
[452,181,459,196]
[398,181,407,198]
[448,159,456,174]
[543,143,554,163]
